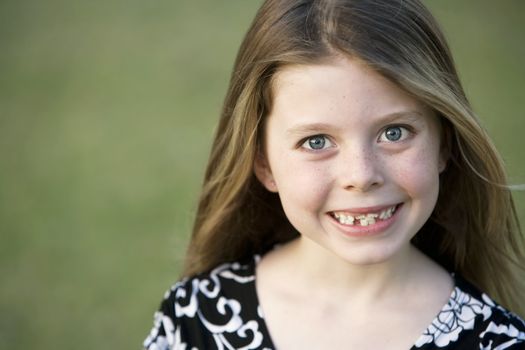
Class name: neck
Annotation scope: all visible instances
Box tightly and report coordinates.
[281,237,428,304]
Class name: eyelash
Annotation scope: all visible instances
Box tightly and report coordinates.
[300,134,334,151]
[299,125,414,151]
[377,125,413,143]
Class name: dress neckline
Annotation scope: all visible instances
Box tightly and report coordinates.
[248,254,467,350]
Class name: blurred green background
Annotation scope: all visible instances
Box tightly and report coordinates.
[0,0,523,348]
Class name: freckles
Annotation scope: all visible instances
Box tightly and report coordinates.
[391,150,440,194]
[310,166,330,195]
[283,164,328,206]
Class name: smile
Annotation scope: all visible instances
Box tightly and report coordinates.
[330,204,400,227]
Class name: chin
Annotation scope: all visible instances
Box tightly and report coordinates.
[329,240,406,267]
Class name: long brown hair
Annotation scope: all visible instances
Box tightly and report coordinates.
[183,0,525,316]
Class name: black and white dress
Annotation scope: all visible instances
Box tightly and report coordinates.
[144,255,525,349]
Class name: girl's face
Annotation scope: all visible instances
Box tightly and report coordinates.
[255,57,447,266]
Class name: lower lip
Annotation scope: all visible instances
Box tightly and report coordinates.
[328,204,402,238]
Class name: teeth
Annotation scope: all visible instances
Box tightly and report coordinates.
[333,205,397,227]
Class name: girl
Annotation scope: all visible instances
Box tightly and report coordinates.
[144,0,525,349]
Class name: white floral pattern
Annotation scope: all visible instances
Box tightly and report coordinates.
[144,258,525,350]
[414,286,492,347]
[144,259,267,350]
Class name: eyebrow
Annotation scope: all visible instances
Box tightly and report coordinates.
[285,111,425,136]
[286,122,334,136]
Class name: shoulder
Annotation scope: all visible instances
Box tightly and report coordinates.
[456,276,525,348]
[416,274,525,349]
[162,258,260,323]
[143,257,271,350]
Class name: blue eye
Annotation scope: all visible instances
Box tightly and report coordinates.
[379,126,408,142]
[302,135,333,150]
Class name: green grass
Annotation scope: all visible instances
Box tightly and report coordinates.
[0,1,523,348]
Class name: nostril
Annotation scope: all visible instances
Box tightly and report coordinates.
[338,150,384,191]
[343,179,382,192]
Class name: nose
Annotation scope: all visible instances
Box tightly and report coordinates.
[338,145,384,192]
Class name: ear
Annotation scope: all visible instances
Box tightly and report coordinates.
[438,121,452,173]
[438,152,448,173]
[254,152,278,192]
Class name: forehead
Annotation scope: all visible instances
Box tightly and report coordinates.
[268,57,431,123]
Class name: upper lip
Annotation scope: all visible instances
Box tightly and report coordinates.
[329,203,400,215]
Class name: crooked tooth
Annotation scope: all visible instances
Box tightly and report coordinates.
[390,206,396,215]
[379,205,396,220]
[340,215,354,225]
[334,205,397,227]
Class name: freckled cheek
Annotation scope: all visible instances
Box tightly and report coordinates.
[273,157,331,211]
[390,148,441,198]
